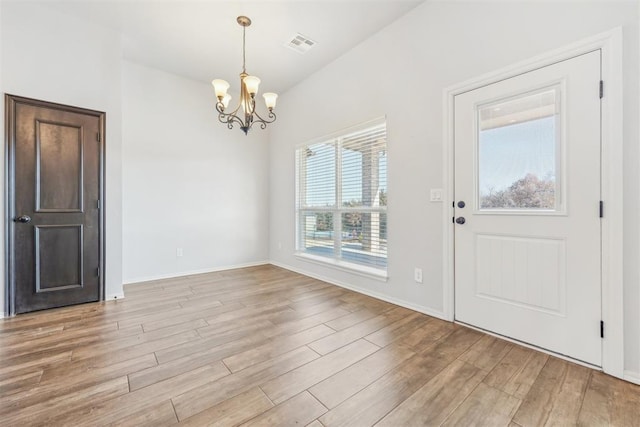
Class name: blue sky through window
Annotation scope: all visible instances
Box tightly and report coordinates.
[479,116,556,195]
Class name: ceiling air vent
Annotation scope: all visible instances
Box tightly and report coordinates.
[285,33,316,54]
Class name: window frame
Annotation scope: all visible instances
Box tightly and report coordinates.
[295,117,388,280]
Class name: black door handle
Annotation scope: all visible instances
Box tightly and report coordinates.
[15,215,31,223]
[455,217,465,225]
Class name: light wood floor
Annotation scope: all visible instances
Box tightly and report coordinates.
[1,265,639,426]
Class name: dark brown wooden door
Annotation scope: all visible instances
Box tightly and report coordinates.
[6,95,104,314]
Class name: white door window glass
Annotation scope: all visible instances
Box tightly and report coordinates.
[478,87,560,211]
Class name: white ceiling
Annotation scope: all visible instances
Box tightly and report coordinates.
[31,1,423,94]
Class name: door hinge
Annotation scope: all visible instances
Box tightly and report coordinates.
[97,199,101,209]
[600,320,604,338]
[599,80,604,99]
[97,267,100,277]
[97,132,101,142]
[599,201,604,218]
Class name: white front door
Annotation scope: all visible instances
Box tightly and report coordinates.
[454,50,602,366]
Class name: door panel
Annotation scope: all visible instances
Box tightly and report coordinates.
[7,95,104,314]
[35,225,84,292]
[36,121,83,212]
[454,51,602,366]
[474,234,566,316]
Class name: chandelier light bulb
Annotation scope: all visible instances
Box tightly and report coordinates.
[221,94,231,109]
[212,79,230,100]
[243,76,261,96]
[263,93,278,110]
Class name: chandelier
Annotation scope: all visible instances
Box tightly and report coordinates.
[212,16,277,135]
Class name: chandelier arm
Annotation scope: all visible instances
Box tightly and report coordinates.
[215,102,234,123]
[221,113,247,129]
[216,100,275,135]
[251,108,277,125]
[216,101,247,123]
[215,106,230,125]
[224,98,242,116]
[227,102,244,118]
[216,103,249,130]
[217,111,237,127]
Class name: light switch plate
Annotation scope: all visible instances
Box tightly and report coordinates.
[430,189,443,202]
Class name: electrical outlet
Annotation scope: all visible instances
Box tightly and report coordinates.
[176,247,183,257]
[414,268,423,283]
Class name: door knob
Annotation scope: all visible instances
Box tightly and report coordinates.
[455,217,466,225]
[457,201,466,208]
[15,215,31,223]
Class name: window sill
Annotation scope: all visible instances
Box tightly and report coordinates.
[294,252,388,282]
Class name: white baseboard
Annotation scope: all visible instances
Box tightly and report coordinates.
[123,260,270,285]
[624,370,640,385]
[270,260,448,321]
[106,293,125,301]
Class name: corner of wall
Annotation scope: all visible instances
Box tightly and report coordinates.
[624,370,640,386]
[0,1,6,318]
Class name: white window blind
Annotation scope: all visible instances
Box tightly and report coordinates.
[295,118,387,274]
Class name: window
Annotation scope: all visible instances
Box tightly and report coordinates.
[478,86,560,210]
[295,118,387,276]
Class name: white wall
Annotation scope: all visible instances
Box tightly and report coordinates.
[269,1,640,377]
[0,2,124,309]
[121,62,270,283]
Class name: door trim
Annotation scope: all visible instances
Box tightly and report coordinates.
[4,94,106,316]
[442,28,624,378]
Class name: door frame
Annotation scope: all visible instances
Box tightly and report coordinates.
[4,94,106,316]
[442,28,624,378]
